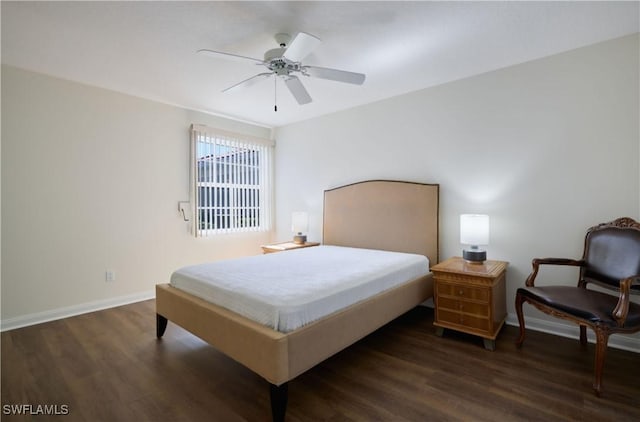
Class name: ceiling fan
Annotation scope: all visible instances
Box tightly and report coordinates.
[198,32,366,108]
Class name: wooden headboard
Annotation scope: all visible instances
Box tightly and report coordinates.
[323,180,439,265]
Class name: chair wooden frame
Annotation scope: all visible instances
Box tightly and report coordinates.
[515,217,640,396]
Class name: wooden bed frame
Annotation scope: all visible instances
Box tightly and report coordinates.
[156,180,439,421]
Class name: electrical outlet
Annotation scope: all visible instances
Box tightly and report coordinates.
[105,270,116,282]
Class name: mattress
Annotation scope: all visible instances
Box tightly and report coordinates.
[170,245,430,332]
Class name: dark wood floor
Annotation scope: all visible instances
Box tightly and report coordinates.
[2,300,639,421]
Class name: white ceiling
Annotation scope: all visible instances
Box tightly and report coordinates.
[2,1,638,128]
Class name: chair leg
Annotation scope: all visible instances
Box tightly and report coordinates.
[593,329,609,396]
[579,325,587,347]
[515,293,526,348]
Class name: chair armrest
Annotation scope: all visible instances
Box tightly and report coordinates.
[613,275,640,326]
[525,258,585,287]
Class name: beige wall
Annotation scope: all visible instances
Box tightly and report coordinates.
[273,34,640,350]
[2,34,639,350]
[1,65,272,325]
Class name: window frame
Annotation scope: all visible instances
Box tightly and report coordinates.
[190,124,273,236]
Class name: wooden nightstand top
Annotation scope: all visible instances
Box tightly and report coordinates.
[431,256,508,278]
[261,241,320,253]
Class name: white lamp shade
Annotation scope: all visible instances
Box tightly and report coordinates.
[460,214,490,246]
[291,212,309,234]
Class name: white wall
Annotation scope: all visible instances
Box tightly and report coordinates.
[1,65,272,327]
[273,34,640,349]
[2,34,639,349]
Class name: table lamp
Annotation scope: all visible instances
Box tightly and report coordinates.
[292,211,309,244]
[460,214,489,263]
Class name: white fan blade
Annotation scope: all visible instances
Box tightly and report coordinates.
[197,49,264,65]
[304,66,366,85]
[283,32,321,63]
[284,76,312,105]
[223,72,273,92]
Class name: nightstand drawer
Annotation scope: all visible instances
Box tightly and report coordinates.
[436,283,489,302]
[438,309,490,332]
[431,257,508,350]
[437,297,489,316]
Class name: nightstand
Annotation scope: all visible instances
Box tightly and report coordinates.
[431,256,508,350]
[261,241,320,254]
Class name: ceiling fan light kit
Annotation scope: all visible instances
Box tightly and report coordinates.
[198,32,366,109]
[274,33,291,47]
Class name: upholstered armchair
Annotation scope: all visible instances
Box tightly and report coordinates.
[515,217,640,395]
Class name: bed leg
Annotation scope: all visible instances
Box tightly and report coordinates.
[156,314,168,338]
[269,382,288,422]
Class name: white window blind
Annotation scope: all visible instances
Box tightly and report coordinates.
[190,124,273,237]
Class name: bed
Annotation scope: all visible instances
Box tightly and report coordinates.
[156,180,439,421]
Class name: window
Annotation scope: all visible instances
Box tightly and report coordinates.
[190,124,273,236]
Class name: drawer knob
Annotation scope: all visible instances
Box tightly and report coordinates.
[458,290,465,295]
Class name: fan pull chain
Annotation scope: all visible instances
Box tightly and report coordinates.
[274,76,278,112]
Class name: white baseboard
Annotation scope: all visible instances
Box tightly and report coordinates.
[0,290,155,332]
[3,297,640,354]
[419,303,638,353]
[505,313,640,353]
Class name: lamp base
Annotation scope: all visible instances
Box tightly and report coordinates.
[463,249,486,264]
[293,234,307,245]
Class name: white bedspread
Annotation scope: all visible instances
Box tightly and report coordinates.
[170,245,429,333]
